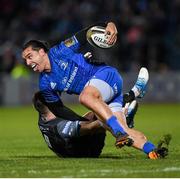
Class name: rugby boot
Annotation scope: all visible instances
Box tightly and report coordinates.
[148,134,171,159]
[126,100,138,128]
[133,67,149,98]
[115,133,134,148]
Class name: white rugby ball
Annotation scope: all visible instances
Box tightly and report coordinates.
[86,26,116,49]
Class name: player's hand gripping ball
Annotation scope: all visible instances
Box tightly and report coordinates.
[86,26,116,49]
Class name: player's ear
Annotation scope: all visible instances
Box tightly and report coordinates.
[39,48,46,56]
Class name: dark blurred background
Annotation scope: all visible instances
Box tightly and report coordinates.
[0,0,180,105]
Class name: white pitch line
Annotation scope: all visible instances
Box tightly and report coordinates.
[80,167,180,175]
[17,167,180,178]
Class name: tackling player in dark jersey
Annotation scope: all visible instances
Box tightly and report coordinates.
[33,91,138,158]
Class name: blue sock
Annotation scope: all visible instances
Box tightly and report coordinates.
[106,115,126,136]
[143,141,156,154]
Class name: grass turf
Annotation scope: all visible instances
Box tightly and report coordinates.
[0,103,180,177]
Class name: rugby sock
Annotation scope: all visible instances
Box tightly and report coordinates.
[106,115,126,136]
[123,90,135,106]
[143,141,156,154]
[131,86,140,97]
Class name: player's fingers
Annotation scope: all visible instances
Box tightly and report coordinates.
[105,29,111,36]
[108,34,117,45]
[109,34,115,43]
[105,30,114,42]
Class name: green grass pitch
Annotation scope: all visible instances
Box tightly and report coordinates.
[0,103,180,177]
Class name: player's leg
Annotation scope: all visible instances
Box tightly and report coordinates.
[113,114,170,159]
[122,67,149,127]
[123,100,138,128]
[108,94,146,148]
[79,85,124,139]
[79,67,128,141]
[79,85,114,121]
[112,110,164,158]
[109,94,169,159]
[123,67,149,105]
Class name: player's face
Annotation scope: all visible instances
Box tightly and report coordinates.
[22,46,47,72]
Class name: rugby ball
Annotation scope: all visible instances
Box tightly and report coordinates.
[86,26,116,49]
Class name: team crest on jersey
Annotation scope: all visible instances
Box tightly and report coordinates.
[58,60,68,70]
[64,37,76,47]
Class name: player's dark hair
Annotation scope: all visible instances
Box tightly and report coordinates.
[23,40,50,52]
[32,91,49,115]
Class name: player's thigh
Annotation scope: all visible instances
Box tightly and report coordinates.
[85,67,123,102]
[84,79,114,102]
[81,85,102,99]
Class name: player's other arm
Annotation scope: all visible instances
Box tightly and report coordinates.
[46,100,83,121]
[40,90,82,121]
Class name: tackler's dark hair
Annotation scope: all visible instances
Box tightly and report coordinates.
[23,40,50,52]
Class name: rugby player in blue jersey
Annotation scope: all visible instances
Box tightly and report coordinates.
[22,22,168,159]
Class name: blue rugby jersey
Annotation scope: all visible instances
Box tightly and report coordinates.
[39,36,106,103]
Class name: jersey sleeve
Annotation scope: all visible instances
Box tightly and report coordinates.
[39,76,60,103]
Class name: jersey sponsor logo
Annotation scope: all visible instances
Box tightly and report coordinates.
[64,66,78,91]
[68,127,74,136]
[113,83,118,94]
[62,76,68,85]
[62,121,72,135]
[50,82,57,89]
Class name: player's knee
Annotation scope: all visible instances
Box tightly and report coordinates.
[79,91,88,105]
[79,87,100,105]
